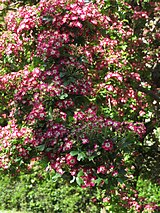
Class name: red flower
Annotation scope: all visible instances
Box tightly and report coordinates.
[66,154,77,167]
[102,139,113,151]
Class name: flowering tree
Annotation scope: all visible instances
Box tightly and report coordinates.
[0,0,160,211]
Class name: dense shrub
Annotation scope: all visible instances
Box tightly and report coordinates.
[0,170,98,213]
[0,172,159,212]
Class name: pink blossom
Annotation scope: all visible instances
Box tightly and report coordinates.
[102,140,113,151]
[97,165,107,174]
[81,138,89,144]
[66,154,77,167]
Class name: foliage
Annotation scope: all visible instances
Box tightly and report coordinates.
[0,170,159,213]
[0,168,98,213]
[0,0,160,211]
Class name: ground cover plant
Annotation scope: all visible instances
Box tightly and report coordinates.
[0,0,160,212]
[0,168,159,213]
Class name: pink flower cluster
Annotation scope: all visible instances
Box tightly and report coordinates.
[5,5,39,33]
[26,103,46,123]
[36,30,69,59]
[56,99,74,110]
[118,189,160,212]
[0,120,33,170]
[105,72,123,82]
[133,11,148,20]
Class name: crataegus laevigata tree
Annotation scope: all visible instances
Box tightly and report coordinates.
[0,0,160,211]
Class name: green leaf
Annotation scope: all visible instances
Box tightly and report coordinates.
[76,177,84,186]
[70,151,79,156]
[52,173,61,182]
[48,107,53,119]
[33,56,42,66]
[88,155,95,161]
[117,178,124,184]
[77,170,84,177]
[94,178,103,185]
[121,44,127,51]
[67,115,74,122]
[59,93,68,100]
[46,148,53,152]
[59,72,66,78]
[15,157,22,162]
[63,81,70,86]
[11,145,16,150]
[68,77,75,82]
[104,179,108,185]
[37,144,45,151]
[77,152,86,161]
[28,64,35,72]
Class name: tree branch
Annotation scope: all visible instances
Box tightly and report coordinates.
[132,83,160,102]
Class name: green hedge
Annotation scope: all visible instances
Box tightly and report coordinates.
[137,178,160,205]
[0,171,159,213]
[0,171,98,213]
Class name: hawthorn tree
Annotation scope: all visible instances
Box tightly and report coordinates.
[0,0,160,212]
